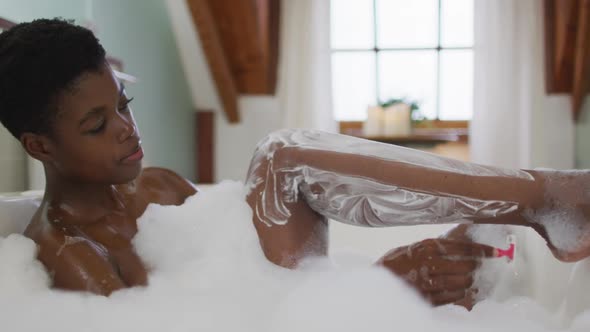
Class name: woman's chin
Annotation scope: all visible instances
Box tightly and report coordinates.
[115,163,143,183]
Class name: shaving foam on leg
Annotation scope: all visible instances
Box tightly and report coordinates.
[246,129,529,227]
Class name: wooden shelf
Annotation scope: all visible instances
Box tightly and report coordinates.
[342,128,468,146]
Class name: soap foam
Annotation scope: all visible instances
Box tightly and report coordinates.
[0,181,588,332]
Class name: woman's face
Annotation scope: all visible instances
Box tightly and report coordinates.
[48,64,143,184]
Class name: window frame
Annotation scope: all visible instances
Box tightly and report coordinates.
[331,0,473,131]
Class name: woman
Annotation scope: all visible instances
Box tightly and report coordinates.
[0,19,581,306]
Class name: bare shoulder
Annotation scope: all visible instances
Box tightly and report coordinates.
[140,167,198,202]
[25,220,125,295]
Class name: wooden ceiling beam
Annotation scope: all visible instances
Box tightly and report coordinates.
[206,0,280,94]
[186,0,240,123]
[545,0,590,121]
[553,0,578,92]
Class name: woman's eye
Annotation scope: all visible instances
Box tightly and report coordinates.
[87,121,106,134]
[118,97,134,112]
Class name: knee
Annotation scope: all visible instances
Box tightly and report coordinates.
[252,129,300,159]
[246,129,306,185]
[245,129,314,226]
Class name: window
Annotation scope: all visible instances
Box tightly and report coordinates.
[331,0,474,122]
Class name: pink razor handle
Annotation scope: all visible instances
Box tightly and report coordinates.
[495,243,515,260]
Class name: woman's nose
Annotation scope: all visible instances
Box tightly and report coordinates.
[116,115,135,142]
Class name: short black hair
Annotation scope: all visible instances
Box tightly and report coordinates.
[0,18,106,139]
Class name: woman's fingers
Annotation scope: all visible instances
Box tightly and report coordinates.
[424,257,478,275]
[433,239,496,258]
[420,274,474,292]
[426,278,478,307]
[453,288,477,310]
[410,238,496,261]
[428,289,467,306]
[446,242,496,259]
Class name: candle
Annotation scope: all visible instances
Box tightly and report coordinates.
[363,106,383,137]
[383,103,411,137]
[382,106,398,137]
[396,103,411,136]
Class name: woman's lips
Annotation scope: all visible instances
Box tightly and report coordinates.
[122,146,144,163]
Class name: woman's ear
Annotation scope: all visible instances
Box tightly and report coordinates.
[20,133,55,162]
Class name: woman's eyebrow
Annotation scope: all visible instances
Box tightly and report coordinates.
[79,107,105,126]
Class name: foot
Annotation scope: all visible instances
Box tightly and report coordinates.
[527,170,590,262]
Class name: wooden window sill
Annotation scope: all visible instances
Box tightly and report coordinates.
[339,121,469,146]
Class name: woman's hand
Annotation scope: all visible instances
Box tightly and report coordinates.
[376,238,495,308]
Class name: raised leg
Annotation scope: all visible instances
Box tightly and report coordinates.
[245,129,590,264]
[246,145,328,267]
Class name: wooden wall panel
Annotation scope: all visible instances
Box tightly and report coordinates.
[553,0,577,92]
[545,0,590,120]
[186,0,280,121]
[196,111,215,184]
[206,0,280,94]
[208,0,264,93]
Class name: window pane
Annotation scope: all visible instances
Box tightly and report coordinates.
[376,0,438,48]
[441,0,473,47]
[332,52,376,121]
[378,51,437,119]
[331,0,374,49]
[439,50,473,120]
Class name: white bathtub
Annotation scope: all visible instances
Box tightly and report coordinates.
[0,191,41,237]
